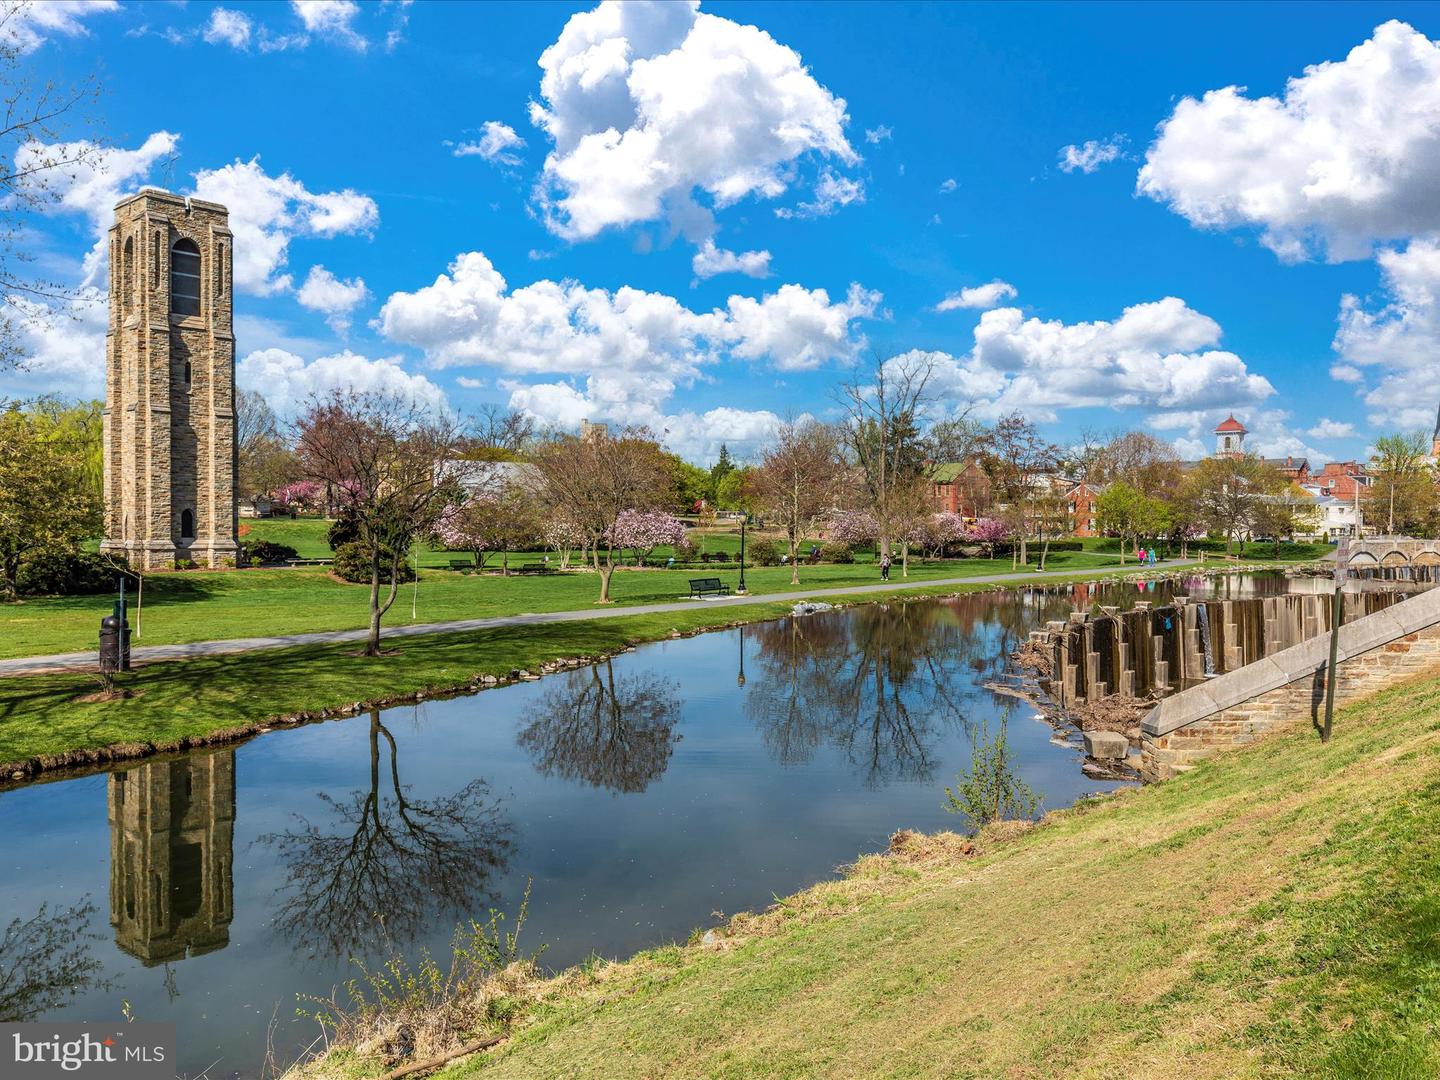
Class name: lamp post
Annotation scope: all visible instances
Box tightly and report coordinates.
[737,512,748,594]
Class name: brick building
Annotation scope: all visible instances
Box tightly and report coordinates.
[927,460,991,517]
[101,190,238,569]
[1065,480,1103,537]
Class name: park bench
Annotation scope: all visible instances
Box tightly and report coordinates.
[284,557,334,567]
[448,558,474,570]
[515,563,556,575]
[688,577,731,599]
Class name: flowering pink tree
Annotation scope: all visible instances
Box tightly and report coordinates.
[271,480,323,514]
[922,512,967,555]
[829,510,879,546]
[608,509,687,564]
[436,488,539,574]
[965,517,1009,558]
[542,509,586,569]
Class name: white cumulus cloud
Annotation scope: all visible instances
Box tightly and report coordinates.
[291,0,366,51]
[237,348,448,418]
[376,251,876,445]
[203,8,252,48]
[2,0,118,53]
[773,170,864,220]
[1058,136,1126,174]
[297,265,369,333]
[919,296,1274,422]
[451,121,527,166]
[530,0,857,242]
[935,280,1017,312]
[192,158,380,295]
[377,250,876,377]
[1308,418,1358,440]
[691,238,771,280]
[1332,239,1440,430]
[15,131,179,283]
[864,125,892,144]
[1139,21,1440,262]
[0,288,108,397]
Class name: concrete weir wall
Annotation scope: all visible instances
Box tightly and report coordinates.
[1140,585,1440,781]
[1037,590,1398,709]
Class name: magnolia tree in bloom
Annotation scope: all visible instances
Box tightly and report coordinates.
[608,509,687,563]
[542,509,586,569]
[913,511,967,555]
[271,480,323,512]
[436,488,539,573]
[829,510,879,546]
[965,517,1009,556]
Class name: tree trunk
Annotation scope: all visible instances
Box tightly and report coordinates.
[366,550,383,656]
[789,535,800,585]
[901,540,909,578]
[598,554,615,603]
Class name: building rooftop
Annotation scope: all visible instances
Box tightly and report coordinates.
[1214,415,1247,434]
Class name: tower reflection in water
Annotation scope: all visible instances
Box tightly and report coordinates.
[107,750,235,966]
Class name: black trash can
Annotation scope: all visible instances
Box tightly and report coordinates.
[100,611,132,673]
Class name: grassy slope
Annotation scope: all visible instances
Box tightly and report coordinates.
[0,550,1153,659]
[313,673,1439,1080]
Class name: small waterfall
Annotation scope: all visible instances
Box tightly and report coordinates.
[1196,603,1216,676]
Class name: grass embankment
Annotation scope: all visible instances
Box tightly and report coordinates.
[0,564,1208,771]
[299,673,1440,1080]
[0,549,1151,659]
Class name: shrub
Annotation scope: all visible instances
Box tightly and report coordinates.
[333,540,415,584]
[240,539,299,565]
[673,537,699,562]
[327,512,362,551]
[748,538,781,566]
[820,541,854,564]
[17,549,124,597]
[710,550,731,563]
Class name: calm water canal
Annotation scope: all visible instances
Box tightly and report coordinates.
[0,572,1319,1077]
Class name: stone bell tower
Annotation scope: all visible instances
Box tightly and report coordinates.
[101,190,238,569]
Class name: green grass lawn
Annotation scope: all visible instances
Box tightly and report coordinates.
[0,561,1242,768]
[0,549,1160,659]
[295,671,1440,1080]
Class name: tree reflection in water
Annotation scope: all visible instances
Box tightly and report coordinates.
[258,709,512,958]
[0,899,107,1021]
[746,598,1037,786]
[518,659,682,794]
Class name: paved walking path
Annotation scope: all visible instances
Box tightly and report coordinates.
[1,560,1193,677]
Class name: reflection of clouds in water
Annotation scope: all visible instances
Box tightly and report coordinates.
[517,659,682,794]
[258,712,512,959]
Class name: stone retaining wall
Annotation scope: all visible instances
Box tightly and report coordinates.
[1140,585,1440,781]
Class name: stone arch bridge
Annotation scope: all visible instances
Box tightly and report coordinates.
[1345,539,1440,569]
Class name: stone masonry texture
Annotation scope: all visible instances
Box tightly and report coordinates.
[100,190,238,570]
[1141,586,1440,781]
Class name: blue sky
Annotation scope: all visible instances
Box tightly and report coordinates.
[7,0,1440,464]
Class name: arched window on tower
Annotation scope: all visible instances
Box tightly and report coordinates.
[170,238,201,317]
[180,509,195,541]
[122,236,135,314]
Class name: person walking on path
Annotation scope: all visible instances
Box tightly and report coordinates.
[880,552,891,581]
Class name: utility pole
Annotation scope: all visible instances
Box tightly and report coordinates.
[1323,538,1349,742]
